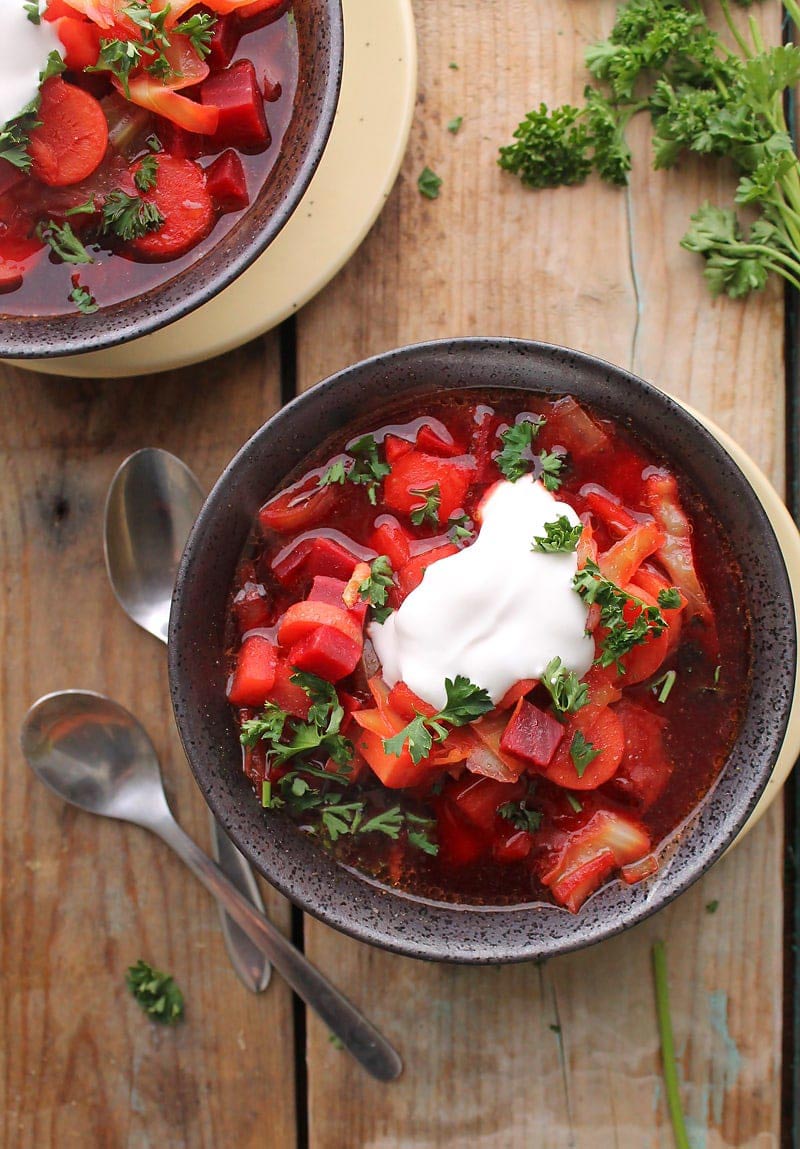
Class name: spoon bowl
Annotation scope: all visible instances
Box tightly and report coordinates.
[105,449,205,643]
[22,690,170,828]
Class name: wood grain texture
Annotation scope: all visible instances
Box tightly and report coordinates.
[0,341,298,1149]
[296,1,786,1146]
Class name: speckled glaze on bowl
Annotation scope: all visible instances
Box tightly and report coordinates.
[168,338,796,964]
[0,0,343,360]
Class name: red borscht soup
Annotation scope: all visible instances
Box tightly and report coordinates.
[0,0,296,316]
[224,391,749,912]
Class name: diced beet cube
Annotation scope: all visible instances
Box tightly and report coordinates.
[232,581,271,632]
[307,575,367,626]
[201,60,270,152]
[272,535,361,586]
[500,699,564,767]
[205,149,250,213]
[206,13,241,70]
[227,635,278,706]
[288,626,362,682]
[153,116,202,159]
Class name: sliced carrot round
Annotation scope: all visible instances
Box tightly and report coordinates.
[542,706,625,790]
[129,155,215,260]
[28,78,109,188]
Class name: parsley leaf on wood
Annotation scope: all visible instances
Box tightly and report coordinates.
[533,515,582,553]
[447,116,463,134]
[126,959,184,1024]
[418,166,443,199]
[496,416,546,481]
[383,676,493,764]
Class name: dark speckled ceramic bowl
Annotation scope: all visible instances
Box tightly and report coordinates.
[0,0,342,360]
[168,338,796,963]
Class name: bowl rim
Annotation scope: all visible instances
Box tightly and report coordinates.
[0,0,344,360]
[168,337,797,963]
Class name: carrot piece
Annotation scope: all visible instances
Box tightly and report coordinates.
[54,15,102,68]
[28,79,108,188]
[227,635,278,706]
[598,520,665,587]
[129,155,215,260]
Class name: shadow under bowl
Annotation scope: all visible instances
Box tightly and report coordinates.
[0,0,343,360]
[168,338,795,963]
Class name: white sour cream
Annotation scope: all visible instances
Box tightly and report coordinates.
[0,0,63,128]
[369,476,594,709]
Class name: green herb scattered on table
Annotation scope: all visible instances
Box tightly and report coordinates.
[126,959,184,1024]
[447,116,463,134]
[499,0,800,298]
[418,166,443,199]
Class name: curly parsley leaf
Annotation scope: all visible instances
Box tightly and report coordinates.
[573,559,667,670]
[570,730,599,777]
[69,280,99,314]
[541,656,589,715]
[383,676,493,764]
[88,38,144,95]
[537,450,565,492]
[358,555,394,623]
[175,11,217,58]
[409,483,441,527]
[499,800,543,833]
[36,220,93,264]
[134,154,159,193]
[126,959,184,1024]
[496,416,546,481]
[319,435,390,506]
[533,515,582,553]
[657,586,682,609]
[448,512,474,545]
[102,191,164,242]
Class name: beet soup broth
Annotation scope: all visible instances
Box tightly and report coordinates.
[223,390,749,911]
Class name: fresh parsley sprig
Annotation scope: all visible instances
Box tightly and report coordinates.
[499,799,542,833]
[358,555,395,624]
[496,416,546,481]
[175,11,217,57]
[533,515,582,553]
[383,676,493,764]
[36,220,93,264]
[319,434,391,506]
[102,191,164,241]
[573,559,667,670]
[409,483,441,526]
[240,671,352,768]
[541,656,589,715]
[126,959,184,1024]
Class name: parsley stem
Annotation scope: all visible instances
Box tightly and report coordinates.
[652,940,690,1149]
[718,0,752,60]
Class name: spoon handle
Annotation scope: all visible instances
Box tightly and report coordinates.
[151,812,403,1082]
[209,812,272,994]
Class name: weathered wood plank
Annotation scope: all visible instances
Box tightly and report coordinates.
[296,1,785,1145]
[0,342,298,1149]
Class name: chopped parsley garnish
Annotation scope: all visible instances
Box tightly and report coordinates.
[319,434,390,506]
[705,899,719,914]
[657,587,682,610]
[447,116,463,134]
[713,664,721,685]
[566,793,583,813]
[409,483,441,526]
[383,676,493,764]
[88,39,144,96]
[570,730,599,777]
[496,417,545,481]
[573,559,667,670]
[358,555,395,624]
[499,800,542,833]
[652,669,677,704]
[64,198,98,217]
[134,154,159,193]
[175,11,217,57]
[0,54,64,171]
[448,512,474,544]
[533,515,582,553]
[69,279,99,315]
[449,61,459,70]
[36,220,93,264]
[24,1,41,24]
[146,133,163,152]
[541,656,588,715]
[418,166,443,199]
[240,671,351,768]
[102,191,164,241]
[537,450,565,492]
[126,959,184,1024]
[40,50,65,82]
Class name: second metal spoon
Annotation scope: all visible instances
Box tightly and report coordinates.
[104,447,270,993]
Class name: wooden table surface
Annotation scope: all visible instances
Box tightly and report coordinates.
[0,1,795,1146]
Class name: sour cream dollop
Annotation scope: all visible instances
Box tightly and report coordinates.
[369,476,594,710]
[0,1,62,129]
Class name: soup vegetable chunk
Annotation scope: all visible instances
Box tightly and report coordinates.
[225,392,749,912]
[0,0,296,314]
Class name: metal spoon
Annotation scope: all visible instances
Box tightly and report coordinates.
[21,690,403,1082]
[104,448,270,994]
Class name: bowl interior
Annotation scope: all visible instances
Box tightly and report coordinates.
[168,338,796,963]
[0,0,343,360]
